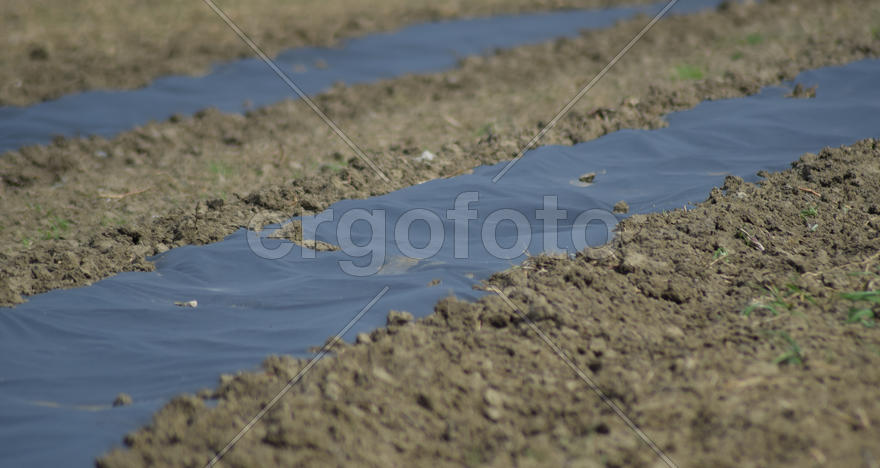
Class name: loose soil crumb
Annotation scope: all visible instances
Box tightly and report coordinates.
[112,393,132,408]
[579,172,597,184]
[787,83,818,99]
[2,0,879,306]
[98,140,880,467]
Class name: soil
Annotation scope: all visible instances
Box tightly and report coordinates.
[0,0,654,107]
[2,0,880,307]
[0,0,877,465]
[98,139,880,467]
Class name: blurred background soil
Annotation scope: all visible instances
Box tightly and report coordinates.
[0,0,652,106]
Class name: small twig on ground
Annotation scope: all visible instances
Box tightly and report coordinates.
[98,187,152,200]
[737,227,765,252]
[798,187,821,197]
[442,114,462,128]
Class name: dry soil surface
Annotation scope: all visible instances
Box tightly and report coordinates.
[2,0,879,306]
[99,139,880,467]
[1,0,878,466]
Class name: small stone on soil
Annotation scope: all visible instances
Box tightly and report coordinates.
[417,150,436,162]
[113,393,133,407]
